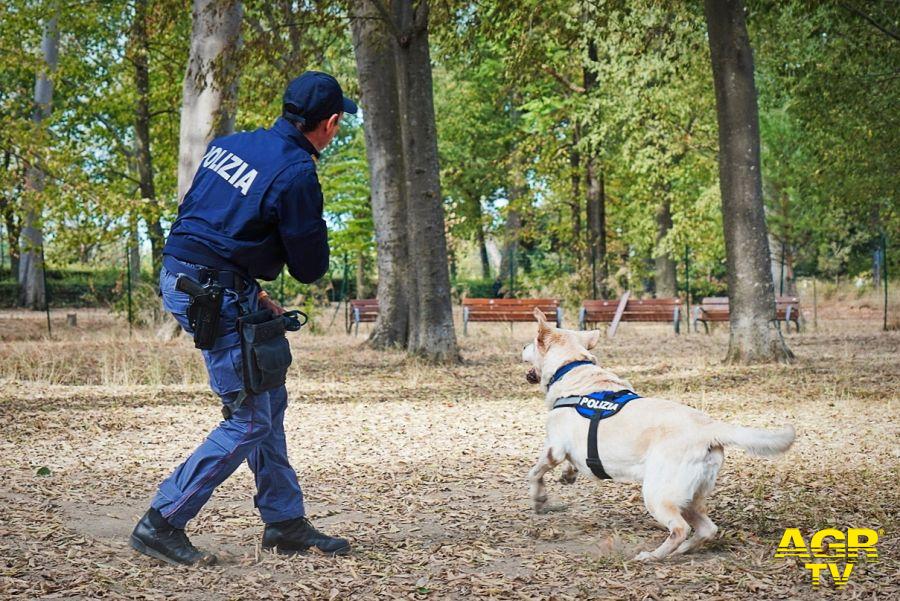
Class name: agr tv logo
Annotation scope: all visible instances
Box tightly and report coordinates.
[775,527,881,588]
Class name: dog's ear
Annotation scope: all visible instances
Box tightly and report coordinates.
[577,329,601,350]
[534,308,551,352]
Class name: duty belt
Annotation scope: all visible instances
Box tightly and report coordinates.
[163,255,250,293]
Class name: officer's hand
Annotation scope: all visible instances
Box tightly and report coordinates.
[258,291,286,316]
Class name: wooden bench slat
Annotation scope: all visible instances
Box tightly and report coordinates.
[693,296,801,333]
[462,298,558,306]
[462,298,562,333]
[579,297,682,333]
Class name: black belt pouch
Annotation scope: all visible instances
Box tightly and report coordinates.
[237,309,293,394]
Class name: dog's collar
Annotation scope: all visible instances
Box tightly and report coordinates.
[546,360,595,387]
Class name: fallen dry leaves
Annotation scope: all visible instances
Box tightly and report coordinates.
[0,309,897,600]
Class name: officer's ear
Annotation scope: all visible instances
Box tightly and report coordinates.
[326,112,342,133]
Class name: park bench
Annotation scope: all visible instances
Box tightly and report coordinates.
[692,296,801,333]
[349,299,379,335]
[579,297,683,334]
[461,298,562,335]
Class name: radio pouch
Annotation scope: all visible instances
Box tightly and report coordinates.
[237,309,293,395]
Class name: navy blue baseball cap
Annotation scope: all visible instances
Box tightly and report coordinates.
[282,71,357,127]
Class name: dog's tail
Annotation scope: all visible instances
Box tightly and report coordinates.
[709,422,795,457]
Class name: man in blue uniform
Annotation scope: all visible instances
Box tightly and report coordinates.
[130,72,356,566]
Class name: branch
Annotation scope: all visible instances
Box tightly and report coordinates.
[541,65,585,95]
[148,108,177,119]
[840,2,900,42]
[94,114,134,159]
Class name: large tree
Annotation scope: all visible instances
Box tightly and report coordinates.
[130,0,164,279]
[19,7,59,309]
[704,0,792,363]
[177,0,243,202]
[351,0,458,362]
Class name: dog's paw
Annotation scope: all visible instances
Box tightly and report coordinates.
[558,469,577,485]
[633,551,656,562]
[532,494,548,513]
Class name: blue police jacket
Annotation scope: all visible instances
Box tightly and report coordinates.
[163,117,329,283]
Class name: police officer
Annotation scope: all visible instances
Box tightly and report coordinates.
[130,72,356,566]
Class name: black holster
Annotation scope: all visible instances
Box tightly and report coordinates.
[175,273,223,350]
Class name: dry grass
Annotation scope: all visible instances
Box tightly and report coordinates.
[0,307,898,600]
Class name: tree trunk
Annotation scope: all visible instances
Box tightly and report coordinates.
[0,152,20,277]
[585,161,607,298]
[351,0,458,362]
[704,0,792,363]
[177,0,243,202]
[396,0,457,361]
[19,10,58,310]
[583,39,606,299]
[499,162,524,295]
[498,207,520,297]
[2,206,19,278]
[132,0,164,280]
[476,206,490,280]
[128,222,141,285]
[351,0,410,348]
[569,129,581,262]
[355,252,368,299]
[654,198,677,297]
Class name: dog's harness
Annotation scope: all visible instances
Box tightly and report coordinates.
[549,360,641,480]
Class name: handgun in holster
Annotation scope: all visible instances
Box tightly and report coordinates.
[175,273,223,350]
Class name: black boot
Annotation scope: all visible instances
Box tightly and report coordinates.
[130,508,216,566]
[262,517,351,556]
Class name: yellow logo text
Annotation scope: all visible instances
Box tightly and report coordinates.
[775,527,880,588]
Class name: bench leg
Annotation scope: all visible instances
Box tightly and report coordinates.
[673,307,681,335]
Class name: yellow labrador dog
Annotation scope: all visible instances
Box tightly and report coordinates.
[522,308,795,561]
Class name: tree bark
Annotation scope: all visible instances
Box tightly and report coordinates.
[132,0,164,279]
[19,10,58,310]
[177,0,243,202]
[351,0,410,348]
[351,0,458,362]
[654,198,677,297]
[398,0,457,360]
[704,0,792,363]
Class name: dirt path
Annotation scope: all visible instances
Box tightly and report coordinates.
[1,315,897,599]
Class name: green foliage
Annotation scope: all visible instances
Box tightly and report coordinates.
[0,267,119,308]
[452,277,498,300]
[2,0,895,307]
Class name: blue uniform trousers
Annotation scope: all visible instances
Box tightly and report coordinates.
[150,259,305,529]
